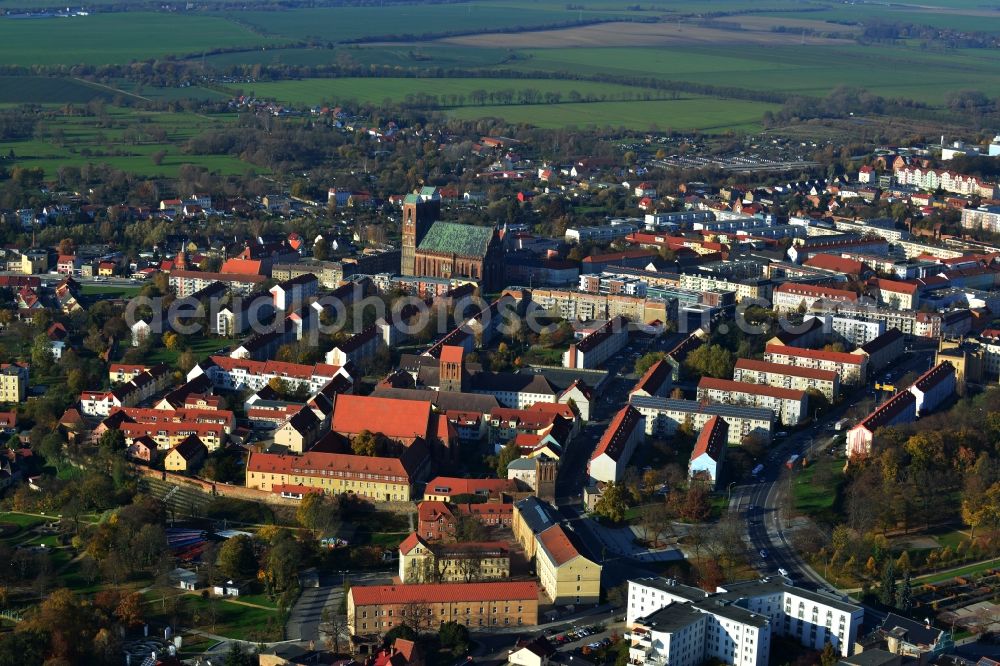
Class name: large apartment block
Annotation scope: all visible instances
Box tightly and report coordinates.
[629,395,773,445]
[733,358,840,402]
[347,581,538,635]
[626,577,863,665]
[563,316,629,369]
[696,377,808,426]
[763,344,867,386]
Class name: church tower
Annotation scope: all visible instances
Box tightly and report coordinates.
[438,345,465,392]
[401,193,440,276]
[535,456,557,503]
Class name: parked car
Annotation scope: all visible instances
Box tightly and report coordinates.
[759,549,769,558]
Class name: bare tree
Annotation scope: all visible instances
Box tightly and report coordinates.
[456,554,484,583]
[321,605,349,654]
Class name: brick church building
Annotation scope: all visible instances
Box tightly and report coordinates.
[401,190,505,291]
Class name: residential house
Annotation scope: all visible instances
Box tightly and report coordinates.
[164,434,208,472]
[688,416,727,489]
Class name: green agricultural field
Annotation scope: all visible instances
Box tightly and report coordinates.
[0,13,280,66]
[243,76,667,107]
[508,42,1000,103]
[0,107,260,178]
[447,96,779,132]
[220,3,630,42]
[0,76,116,103]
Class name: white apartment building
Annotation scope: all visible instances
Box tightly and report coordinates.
[563,316,629,369]
[732,358,840,402]
[806,313,886,347]
[189,356,351,395]
[629,395,773,445]
[894,166,998,198]
[626,577,863,664]
[696,377,807,426]
[961,205,1000,234]
[772,283,857,313]
[678,273,772,303]
[764,344,868,386]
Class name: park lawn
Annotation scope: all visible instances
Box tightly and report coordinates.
[367,531,407,549]
[791,457,844,525]
[446,97,778,132]
[233,592,279,610]
[242,77,665,107]
[932,529,970,550]
[145,336,230,366]
[0,13,280,66]
[80,284,143,299]
[521,346,565,365]
[0,512,49,531]
[187,595,284,641]
[915,558,1000,585]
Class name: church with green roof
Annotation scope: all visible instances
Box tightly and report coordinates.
[401,188,506,290]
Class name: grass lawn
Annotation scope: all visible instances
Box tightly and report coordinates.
[791,457,844,525]
[932,529,970,550]
[915,558,1000,585]
[367,531,407,549]
[143,588,283,641]
[187,595,284,641]
[233,592,279,610]
[0,512,49,540]
[145,336,229,366]
[80,284,143,299]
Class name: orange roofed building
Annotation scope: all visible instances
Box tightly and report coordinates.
[347,581,538,635]
[245,444,430,502]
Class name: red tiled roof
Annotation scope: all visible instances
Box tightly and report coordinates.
[591,405,642,462]
[734,358,837,382]
[912,361,954,392]
[774,282,858,302]
[537,524,582,566]
[208,356,343,381]
[350,581,537,606]
[631,359,671,395]
[765,344,865,366]
[417,500,455,523]
[248,449,418,480]
[424,476,515,497]
[802,254,865,275]
[440,344,464,365]
[399,532,426,556]
[698,377,805,401]
[220,258,265,276]
[875,278,919,296]
[856,390,915,432]
[331,394,432,440]
[691,415,727,462]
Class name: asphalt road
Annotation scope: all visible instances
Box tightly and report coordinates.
[732,347,936,630]
[286,571,393,643]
